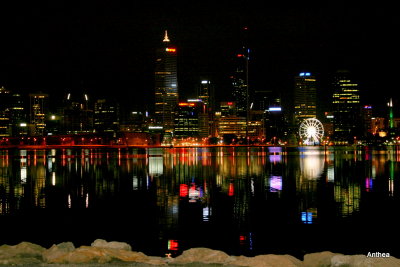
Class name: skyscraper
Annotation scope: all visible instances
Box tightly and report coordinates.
[294,72,317,125]
[94,99,120,133]
[62,91,93,134]
[29,93,48,136]
[332,70,361,141]
[0,86,11,136]
[154,30,179,131]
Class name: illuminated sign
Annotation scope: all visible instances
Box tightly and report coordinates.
[227,102,233,106]
[187,99,202,102]
[299,72,311,77]
[364,105,372,109]
[268,107,282,112]
[166,48,176,53]
[148,126,163,130]
[201,80,209,84]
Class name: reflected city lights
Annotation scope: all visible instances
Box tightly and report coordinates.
[0,146,398,256]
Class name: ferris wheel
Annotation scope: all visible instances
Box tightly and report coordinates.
[299,118,324,145]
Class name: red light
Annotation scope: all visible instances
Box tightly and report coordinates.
[227,102,233,106]
[180,184,188,197]
[237,54,244,57]
[168,240,179,251]
[228,183,234,196]
[166,47,176,53]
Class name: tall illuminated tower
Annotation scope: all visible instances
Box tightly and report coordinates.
[154,30,179,131]
[294,72,317,125]
[29,93,48,136]
[332,70,361,141]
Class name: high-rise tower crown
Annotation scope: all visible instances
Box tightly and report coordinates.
[163,30,170,42]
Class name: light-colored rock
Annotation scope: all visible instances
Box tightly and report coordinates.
[91,238,132,251]
[44,245,151,264]
[42,242,75,263]
[366,256,400,267]
[331,254,364,266]
[303,251,342,267]
[230,254,304,267]
[331,254,400,267]
[0,241,45,265]
[171,247,231,264]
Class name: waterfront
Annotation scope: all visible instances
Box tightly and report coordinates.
[0,146,399,259]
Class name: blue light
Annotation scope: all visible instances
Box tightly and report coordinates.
[299,72,311,77]
[301,212,313,224]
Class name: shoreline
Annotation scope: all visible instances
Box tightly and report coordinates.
[0,240,398,266]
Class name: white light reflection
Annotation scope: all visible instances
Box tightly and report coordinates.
[52,172,56,186]
[133,175,139,190]
[20,150,27,184]
[203,206,211,222]
[300,151,324,180]
[68,194,71,208]
[327,165,334,182]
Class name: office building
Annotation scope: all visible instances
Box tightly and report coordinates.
[62,92,93,134]
[332,70,361,140]
[0,87,11,136]
[29,93,48,136]
[294,72,317,125]
[174,102,201,138]
[94,99,120,133]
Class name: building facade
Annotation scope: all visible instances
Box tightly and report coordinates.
[294,72,317,125]
[94,99,120,133]
[332,70,361,141]
[29,93,48,136]
[154,30,179,131]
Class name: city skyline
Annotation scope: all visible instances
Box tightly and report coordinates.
[0,5,398,114]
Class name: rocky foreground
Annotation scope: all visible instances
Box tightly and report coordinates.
[0,239,399,267]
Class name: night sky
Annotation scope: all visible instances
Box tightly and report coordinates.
[0,4,398,115]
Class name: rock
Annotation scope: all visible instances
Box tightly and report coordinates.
[331,254,400,267]
[303,251,342,267]
[171,247,231,264]
[230,254,304,267]
[91,238,132,251]
[44,245,152,264]
[42,242,75,263]
[0,241,45,265]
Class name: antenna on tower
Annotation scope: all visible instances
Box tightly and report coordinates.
[163,30,170,42]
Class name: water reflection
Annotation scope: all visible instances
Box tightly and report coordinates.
[0,146,399,257]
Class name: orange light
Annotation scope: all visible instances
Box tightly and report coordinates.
[178,103,195,107]
[166,47,176,52]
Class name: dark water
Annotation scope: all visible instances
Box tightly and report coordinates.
[0,146,399,259]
